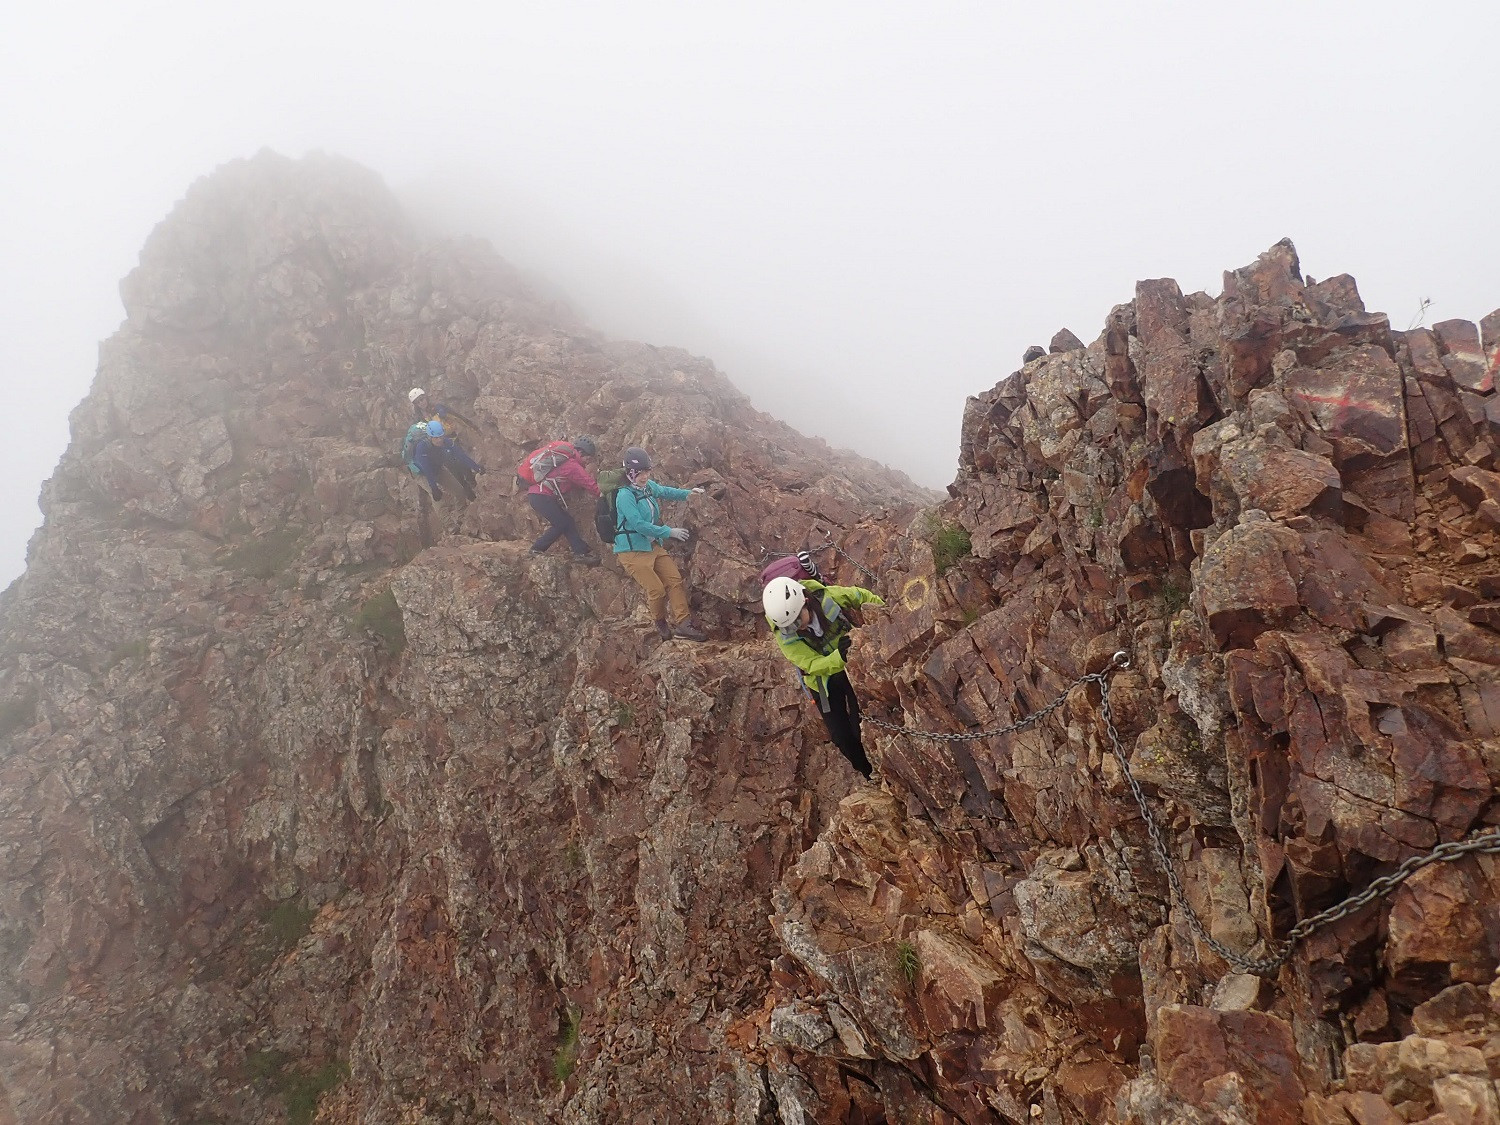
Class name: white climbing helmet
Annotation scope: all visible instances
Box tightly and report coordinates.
[408,387,426,403]
[762,577,807,629]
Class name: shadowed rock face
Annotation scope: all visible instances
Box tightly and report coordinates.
[2,157,1500,1125]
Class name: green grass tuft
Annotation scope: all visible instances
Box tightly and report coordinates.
[927,519,972,577]
[1159,575,1189,616]
[553,1005,581,1083]
[106,638,149,671]
[895,939,920,986]
[284,1061,348,1125]
[223,528,302,580]
[352,588,405,657]
[247,897,321,971]
[264,899,317,951]
[246,1049,289,1082]
[246,1050,347,1125]
[614,701,635,729]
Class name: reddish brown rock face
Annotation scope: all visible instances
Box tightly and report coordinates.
[2,161,1498,1125]
[1156,1006,1307,1124]
[0,154,933,1125]
[760,239,1500,1122]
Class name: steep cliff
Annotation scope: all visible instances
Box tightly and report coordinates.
[3,152,1500,1125]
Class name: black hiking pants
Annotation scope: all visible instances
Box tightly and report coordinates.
[819,671,873,779]
[527,491,592,555]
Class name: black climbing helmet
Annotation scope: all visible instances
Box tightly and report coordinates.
[623,446,651,472]
[572,435,598,457]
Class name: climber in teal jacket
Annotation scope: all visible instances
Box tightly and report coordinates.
[613,479,694,553]
[762,575,885,778]
[613,446,709,642]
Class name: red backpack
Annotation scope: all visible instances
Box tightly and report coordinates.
[759,552,822,586]
[515,440,577,485]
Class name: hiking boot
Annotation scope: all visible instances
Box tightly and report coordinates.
[574,552,602,567]
[654,620,673,641]
[430,485,445,501]
[462,483,478,501]
[673,620,708,642]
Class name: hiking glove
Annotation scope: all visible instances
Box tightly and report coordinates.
[667,527,690,542]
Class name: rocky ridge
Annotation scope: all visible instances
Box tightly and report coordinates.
[2,151,1499,1124]
[0,152,930,1125]
[753,242,1500,1123]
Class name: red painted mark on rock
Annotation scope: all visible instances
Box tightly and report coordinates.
[1288,388,1378,432]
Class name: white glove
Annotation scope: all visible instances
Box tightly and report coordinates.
[690,486,707,495]
[667,527,691,542]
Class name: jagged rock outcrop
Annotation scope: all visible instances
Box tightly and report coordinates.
[4,151,1500,1125]
[751,240,1500,1122]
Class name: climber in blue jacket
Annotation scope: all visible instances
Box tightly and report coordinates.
[406,420,483,501]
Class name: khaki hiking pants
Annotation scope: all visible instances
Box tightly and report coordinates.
[618,545,690,624]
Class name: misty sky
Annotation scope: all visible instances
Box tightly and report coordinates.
[3,2,1498,587]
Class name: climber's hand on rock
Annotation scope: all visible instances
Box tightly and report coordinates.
[668,527,691,542]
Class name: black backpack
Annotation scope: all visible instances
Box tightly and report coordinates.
[593,470,626,545]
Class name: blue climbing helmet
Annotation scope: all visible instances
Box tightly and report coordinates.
[427,419,445,439]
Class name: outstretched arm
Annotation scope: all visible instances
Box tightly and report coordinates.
[648,481,693,502]
[775,633,847,679]
[828,585,885,609]
[444,444,484,474]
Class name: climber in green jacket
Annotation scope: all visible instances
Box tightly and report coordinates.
[762,575,885,778]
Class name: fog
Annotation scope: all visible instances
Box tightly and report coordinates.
[3,1,1498,586]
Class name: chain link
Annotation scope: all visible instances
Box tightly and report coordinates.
[872,650,1500,977]
[805,531,882,587]
[1281,832,1500,943]
[863,669,1086,744]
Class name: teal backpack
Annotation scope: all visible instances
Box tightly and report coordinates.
[401,423,428,475]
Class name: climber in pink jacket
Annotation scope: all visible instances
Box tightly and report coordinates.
[519,436,602,566]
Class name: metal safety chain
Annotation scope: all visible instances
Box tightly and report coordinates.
[805,530,882,588]
[874,650,1500,977]
[863,670,1086,744]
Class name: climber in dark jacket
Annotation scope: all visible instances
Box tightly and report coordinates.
[409,389,484,499]
[762,575,885,778]
[409,420,483,501]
